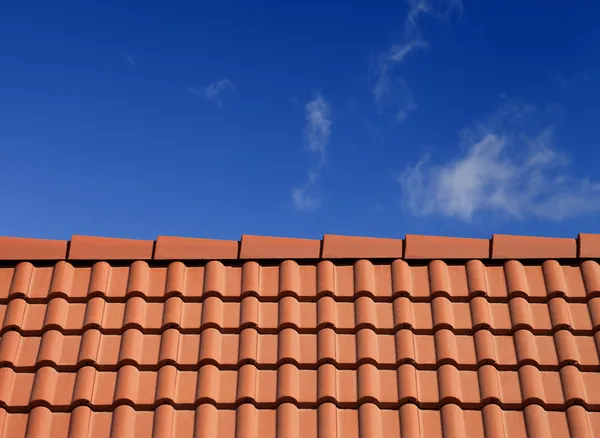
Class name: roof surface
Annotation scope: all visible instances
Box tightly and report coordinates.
[1,233,600,438]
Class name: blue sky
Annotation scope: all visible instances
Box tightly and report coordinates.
[1,0,600,241]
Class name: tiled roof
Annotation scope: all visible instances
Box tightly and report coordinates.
[0,233,600,438]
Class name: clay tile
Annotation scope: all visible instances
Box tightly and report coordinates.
[578,233,600,258]
[404,234,490,259]
[321,234,403,259]
[492,234,577,259]
[0,237,68,260]
[239,235,320,259]
[68,235,154,260]
[154,236,238,260]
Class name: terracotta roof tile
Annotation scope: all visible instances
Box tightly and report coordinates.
[154,235,238,260]
[0,233,596,261]
[239,235,321,259]
[492,234,577,259]
[404,234,490,259]
[2,405,593,438]
[68,235,154,260]
[1,232,599,437]
[0,237,67,260]
[578,233,600,258]
[321,234,403,259]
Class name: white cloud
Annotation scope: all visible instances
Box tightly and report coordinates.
[292,186,320,211]
[374,0,461,121]
[206,79,234,100]
[390,0,462,65]
[305,96,332,158]
[398,101,600,221]
[189,78,235,107]
[292,96,332,211]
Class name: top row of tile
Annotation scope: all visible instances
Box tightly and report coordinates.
[1,233,599,261]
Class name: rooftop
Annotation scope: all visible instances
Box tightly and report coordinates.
[0,233,599,438]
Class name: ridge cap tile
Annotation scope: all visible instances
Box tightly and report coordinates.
[68,235,154,260]
[0,236,68,260]
[578,233,600,258]
[321,234,404,259]
[0,232,596,263]
[492,234,577,259]
[404,234,490,260]
[239,234,321,259]
[154,235,239,260]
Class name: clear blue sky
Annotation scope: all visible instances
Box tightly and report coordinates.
[2,0,599,241]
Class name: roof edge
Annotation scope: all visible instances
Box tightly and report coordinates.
[0,237,68,260]
[0,233,598,262]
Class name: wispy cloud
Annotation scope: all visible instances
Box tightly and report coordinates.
[374,0,461,121]
[305,96,332,158]
[122,51,136,66]
[189,78,235,107]
[292,170,321,211]
[398,100,600,221]
[292,96,332,211]
[388,39,429,63]
[373,75,416,122]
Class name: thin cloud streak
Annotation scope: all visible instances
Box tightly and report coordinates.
[189,78,235,107]
[374,0,461,121]
[305,96,332,158]
[398,100,600,221]
[388,39,428,63]
[292,96,332,211]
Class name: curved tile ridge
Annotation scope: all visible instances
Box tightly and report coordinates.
[1,233,599,262]
[1,362,600,410]
[0,404,595,438]
[2,327,600,371]
[3,293,600,335]
[3,258,600,302]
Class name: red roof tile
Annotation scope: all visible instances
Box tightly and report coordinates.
[321,234,403,259]
[578,233,600,258]
[0,232,599,437]
[239,235,321,259]
[491,234,577,259]
[404,234,489,259]
[68,235,154,260]
[154,236,238,260]
[0,237,67,260]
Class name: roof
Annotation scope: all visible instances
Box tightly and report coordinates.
[0,232,599,438]
[3,232,600,261]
